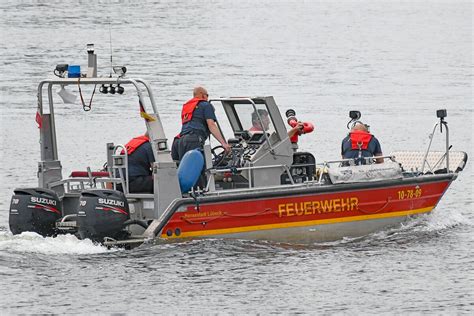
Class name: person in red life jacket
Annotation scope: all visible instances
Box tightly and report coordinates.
[171,86,230,162]
[124,133,155,193]
[250,109,304,137]
[341,122,384,165]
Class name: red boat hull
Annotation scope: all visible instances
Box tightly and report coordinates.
[160,176,453,242]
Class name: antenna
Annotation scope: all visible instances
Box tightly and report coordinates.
[109,18,113,78]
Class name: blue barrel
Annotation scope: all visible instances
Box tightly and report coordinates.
[178,149,204,192]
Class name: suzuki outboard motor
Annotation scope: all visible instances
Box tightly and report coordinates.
[9,188,62,236]
[77,189,130,242]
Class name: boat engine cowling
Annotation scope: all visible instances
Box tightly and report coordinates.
[77,189,130,242]
[9,188,62,237]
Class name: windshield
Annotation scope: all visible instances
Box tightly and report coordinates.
[212,99,276,140]
[233,103,275,135]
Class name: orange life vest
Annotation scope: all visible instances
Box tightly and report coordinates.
[181,97,206,124]
[349,130,373,150]
[124,135,150,155]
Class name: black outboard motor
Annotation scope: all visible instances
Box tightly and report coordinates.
[9,188,62,236]
[77,189,130,242]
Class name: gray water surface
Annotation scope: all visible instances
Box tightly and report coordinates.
[0,1,473,314]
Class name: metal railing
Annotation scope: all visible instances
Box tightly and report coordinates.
[206,163,295,191]
[421,119,450,174]
[46,144,129,194]
[111,144,129,194]
[313,155,397,184]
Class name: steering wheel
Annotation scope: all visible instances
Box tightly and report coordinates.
[211,145,226,167]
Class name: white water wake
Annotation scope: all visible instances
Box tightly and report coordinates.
[0,231,117,255]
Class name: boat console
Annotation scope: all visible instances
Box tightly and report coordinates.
[207,97,308,188]
[212,131,269,168]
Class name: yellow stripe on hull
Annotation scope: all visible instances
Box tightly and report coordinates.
[162,206,434,239]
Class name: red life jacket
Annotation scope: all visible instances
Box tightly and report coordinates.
[124,135,150,155]
[350,130,373,150]
[181,97,206,124]
[249,126,262,132]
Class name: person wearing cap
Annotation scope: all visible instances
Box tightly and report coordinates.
[341,122,384,165]
[171,86,230,162]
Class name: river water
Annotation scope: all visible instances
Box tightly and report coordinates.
[0,0,472,314]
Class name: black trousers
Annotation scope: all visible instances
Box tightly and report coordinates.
[171,133,205,162]
[129,175,153,193]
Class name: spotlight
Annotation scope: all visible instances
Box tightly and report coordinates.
[117,85,124,94]
[87,43,94,54]
[99,84,108,94]
[109,85,116,94]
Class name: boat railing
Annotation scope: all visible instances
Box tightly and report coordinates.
[111,144,129,194]
[206,155,402,190]
[421,113,450,174]
[47,174,122,193]
[36,75,171,195]
[314,155,398,184]
[390,150,467,175]
[206,163,295,191]
[45,143,129,194]
[316,155,396,169]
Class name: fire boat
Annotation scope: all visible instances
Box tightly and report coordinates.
[8,45,468,248]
